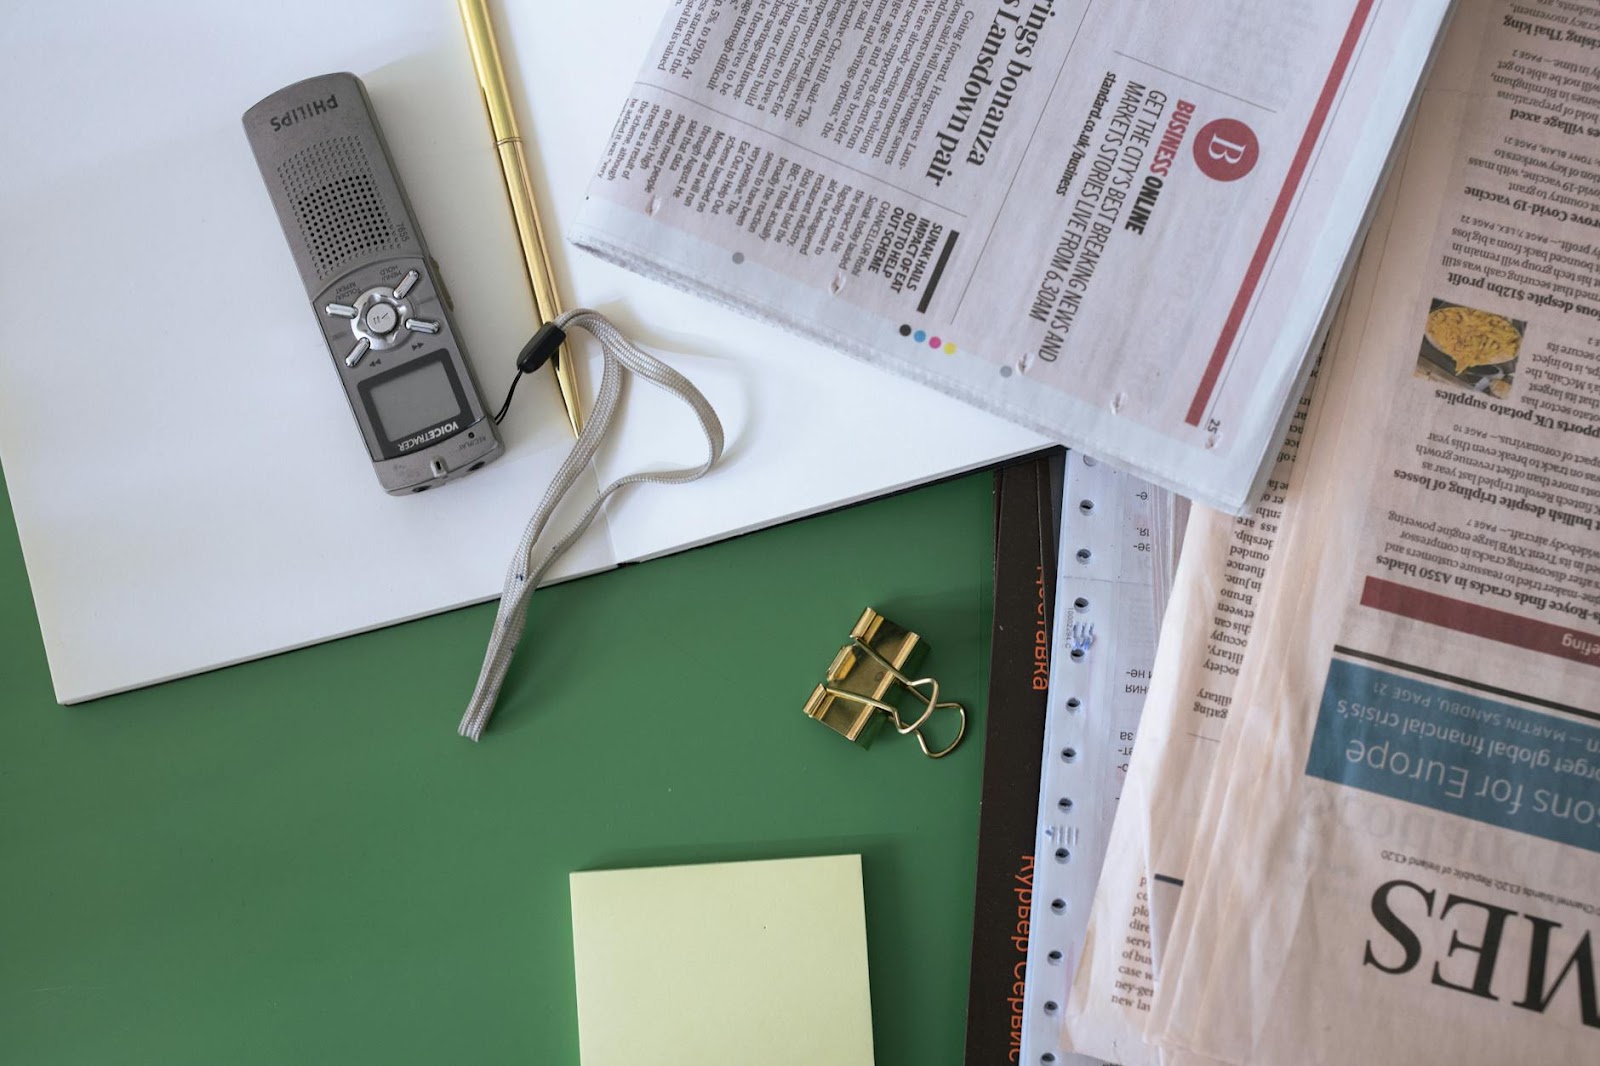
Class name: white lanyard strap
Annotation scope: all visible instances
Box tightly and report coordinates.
[459,309,724,740]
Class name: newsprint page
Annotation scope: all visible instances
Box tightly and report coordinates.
[1104,0,1600,1062]
[574,0,1452,513]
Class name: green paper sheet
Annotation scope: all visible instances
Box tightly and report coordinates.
[569,854,876,1066]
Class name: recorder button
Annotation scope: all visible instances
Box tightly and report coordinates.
[325,302,358,319]
[393,270,419,300]
[363,302,399,335]
[430,458,448,479]
[344,338,370,368]
[405,318,440,335]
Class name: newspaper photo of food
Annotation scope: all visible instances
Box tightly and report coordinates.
[1414,298,1524,398]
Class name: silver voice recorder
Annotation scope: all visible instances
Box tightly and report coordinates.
[243,72,502,494]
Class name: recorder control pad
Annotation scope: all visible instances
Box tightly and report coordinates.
[322,267,441,367]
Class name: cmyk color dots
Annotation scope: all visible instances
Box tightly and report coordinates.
[898,324,957,354]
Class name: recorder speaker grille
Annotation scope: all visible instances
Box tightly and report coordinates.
[277,135,404,278]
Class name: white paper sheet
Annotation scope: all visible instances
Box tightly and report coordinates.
[0,0,1042,703]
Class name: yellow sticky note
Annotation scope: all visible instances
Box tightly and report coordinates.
[569,854,876,1066]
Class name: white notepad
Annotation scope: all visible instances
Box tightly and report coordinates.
[0,1,1042,703]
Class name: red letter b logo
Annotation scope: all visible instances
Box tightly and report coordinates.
[1193,118,1259,181]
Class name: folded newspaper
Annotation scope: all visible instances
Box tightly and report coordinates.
[573,0,1454,514]
[1063,0,1600,1061]
[1061,346,1329,1066]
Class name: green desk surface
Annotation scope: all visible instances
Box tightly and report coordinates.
[0,466,1002,1065]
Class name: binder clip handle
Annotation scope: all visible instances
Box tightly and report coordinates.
[840,638,967,758]
[802,609,968,759]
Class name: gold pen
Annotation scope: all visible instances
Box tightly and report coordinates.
[457,0,584,437]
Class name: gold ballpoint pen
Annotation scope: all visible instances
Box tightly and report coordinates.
[458,0,584,437]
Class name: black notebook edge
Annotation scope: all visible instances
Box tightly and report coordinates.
[964,448,1064,1065]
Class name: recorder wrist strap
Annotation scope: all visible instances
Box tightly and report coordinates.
[458,309,724,741]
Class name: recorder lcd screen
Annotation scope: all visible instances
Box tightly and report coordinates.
[368,360,459,441]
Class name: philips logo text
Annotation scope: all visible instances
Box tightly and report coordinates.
[269,94,339,131]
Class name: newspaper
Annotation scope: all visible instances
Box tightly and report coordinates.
[1140,0,1600,1061]
[1058,350,1330,1065]
[572,0,1455,514]
[1059,188,1398,1064]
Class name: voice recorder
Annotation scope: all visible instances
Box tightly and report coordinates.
[243,72,502,494]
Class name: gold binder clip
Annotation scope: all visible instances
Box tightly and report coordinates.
[802,608,967,759]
